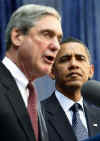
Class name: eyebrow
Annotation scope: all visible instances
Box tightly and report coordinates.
[40,29,63,40]
[58,55,69,61]
[58,54,87,60]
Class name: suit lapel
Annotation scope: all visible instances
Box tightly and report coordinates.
[0,62,35,141]
[45,93,77,141]
[84,102,100,137]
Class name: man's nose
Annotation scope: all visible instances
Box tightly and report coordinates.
[49,37,60,52]
[69,58,79,69]
[70,58,77,65]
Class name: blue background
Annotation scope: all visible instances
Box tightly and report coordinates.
[0,0,100,100]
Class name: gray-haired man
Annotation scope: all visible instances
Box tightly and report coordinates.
[0,4,63,141]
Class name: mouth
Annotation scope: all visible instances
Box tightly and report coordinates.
[44,55,55,64]
[67,72,82,78]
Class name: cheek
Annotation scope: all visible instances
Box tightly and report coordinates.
[82,66,91,80]
[33,36,49,50]
[18,39,33,60]
[55,69,66,79]
[23,38,39,56]
[39,42,49,52]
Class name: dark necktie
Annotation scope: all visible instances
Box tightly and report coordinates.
[27,82,38,141]
[70,103,88,141]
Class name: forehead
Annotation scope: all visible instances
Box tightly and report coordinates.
[58,42,88,57]
[34,15,62,34]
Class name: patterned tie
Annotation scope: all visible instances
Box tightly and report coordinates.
[70,103,88,141]
[27,82,38,141]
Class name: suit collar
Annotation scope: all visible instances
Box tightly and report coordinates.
[55,90,84,114]
[83,101,100,137]
[0,62,35,141]
[44,93,77,141]
[44,93,100,140]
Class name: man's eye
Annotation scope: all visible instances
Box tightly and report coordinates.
[58,37,62,44]
[43,32,49,36]
[76,55,86,61]
[42,31,53,38]
[59,56,70,63]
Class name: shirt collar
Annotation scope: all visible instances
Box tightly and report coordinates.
[2,57,29,88]
[55,89,84,112]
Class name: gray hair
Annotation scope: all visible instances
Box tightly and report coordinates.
[5,4,61,50]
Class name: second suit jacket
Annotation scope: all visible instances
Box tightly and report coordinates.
[83,134,100,141]
[41,93,100,141]
[0,62,48,141]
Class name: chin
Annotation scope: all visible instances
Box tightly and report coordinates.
[67,81,82,87]
[36,63,52,76]
[43,65,52,74]
[40,68,50,77]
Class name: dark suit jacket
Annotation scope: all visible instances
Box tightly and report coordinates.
[84,134,100,141]
[0,62,48,141]
[41,93,100,141]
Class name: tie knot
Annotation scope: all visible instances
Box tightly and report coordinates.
[70,103,82,112]
[27,81,34,92]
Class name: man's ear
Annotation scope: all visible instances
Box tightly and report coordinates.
[88,64,94,79]
[11,28,24,47]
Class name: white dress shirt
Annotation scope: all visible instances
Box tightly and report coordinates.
[2,57,29,107]
[55,90,88,131]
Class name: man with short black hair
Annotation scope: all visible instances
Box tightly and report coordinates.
[42,37,100,141]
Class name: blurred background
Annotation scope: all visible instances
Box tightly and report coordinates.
[0,0,100,100]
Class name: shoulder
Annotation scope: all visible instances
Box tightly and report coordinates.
[84,100,100,114]
[41,92,56,105]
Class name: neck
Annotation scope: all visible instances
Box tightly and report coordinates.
[56,85,81,102]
